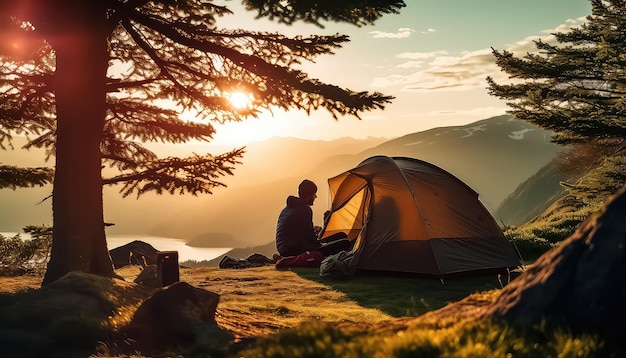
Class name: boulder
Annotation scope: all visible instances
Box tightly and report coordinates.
[133,265,160,288]
[484,187,626,338]
[125,281,232,353]
[0,271,129,357]
[109,240,158,268]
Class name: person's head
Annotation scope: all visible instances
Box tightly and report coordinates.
[298,179,317,205]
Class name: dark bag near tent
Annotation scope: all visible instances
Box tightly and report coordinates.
[319,251,356,279]
[219,255,253,269]
[219,253,274,269]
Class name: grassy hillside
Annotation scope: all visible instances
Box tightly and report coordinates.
[1,264,611,357]
[0,265,516,355]
[4,182,623,357]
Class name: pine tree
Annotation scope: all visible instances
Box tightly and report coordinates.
[487,0,626,146]
[0,1,403,285]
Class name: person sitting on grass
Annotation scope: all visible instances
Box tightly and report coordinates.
[275,179,351,259]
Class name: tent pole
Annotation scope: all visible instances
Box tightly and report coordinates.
[500,218,527,271]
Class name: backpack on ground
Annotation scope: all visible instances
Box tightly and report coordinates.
[319,250,356,279]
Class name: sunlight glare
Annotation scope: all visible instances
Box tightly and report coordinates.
[229,91,253,109]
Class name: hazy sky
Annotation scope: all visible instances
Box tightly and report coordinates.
[208,1,592,146]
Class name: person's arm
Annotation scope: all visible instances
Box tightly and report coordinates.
[301,206,319,244]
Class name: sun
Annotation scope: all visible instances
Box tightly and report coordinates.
[228,91,253,109]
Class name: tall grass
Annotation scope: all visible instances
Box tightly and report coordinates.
[239,320,613,358]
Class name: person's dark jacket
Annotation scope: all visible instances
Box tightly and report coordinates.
[275,195,319,257]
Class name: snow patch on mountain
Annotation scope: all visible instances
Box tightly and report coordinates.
[509,128,534,140]
[455,124,488,138]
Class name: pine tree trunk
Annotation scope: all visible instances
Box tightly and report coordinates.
[42,3,115,285]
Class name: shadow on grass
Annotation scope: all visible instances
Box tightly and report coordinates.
[292,268,519,318]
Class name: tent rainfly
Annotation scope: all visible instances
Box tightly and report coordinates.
[319,156,522,276]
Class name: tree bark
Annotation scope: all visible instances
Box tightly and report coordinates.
[42,3,115,285]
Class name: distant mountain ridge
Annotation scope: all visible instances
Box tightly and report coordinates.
[1,115,562,250]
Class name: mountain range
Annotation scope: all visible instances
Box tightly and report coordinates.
[0,115,563,249]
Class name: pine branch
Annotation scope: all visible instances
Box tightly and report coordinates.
[126,10,393,118]
[0,165,53,189]
[242,0,406,28]
[102,148,245,197]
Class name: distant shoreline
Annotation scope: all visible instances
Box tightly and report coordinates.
[1,232,232,263]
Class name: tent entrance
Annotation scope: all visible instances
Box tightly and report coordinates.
[321,186,370,251]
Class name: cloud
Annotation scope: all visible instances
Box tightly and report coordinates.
[545,17,586,34]
[371,17,588,93]
[368,28,415,39]
[371,48,500,91]
[393,51,448,69]
[506,16,587,55]
[421,28,436,34]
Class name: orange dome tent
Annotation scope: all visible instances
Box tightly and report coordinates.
[319,156,523,276]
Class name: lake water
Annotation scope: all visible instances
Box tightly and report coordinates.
[1,232,232,263]
[107,235,233,262]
